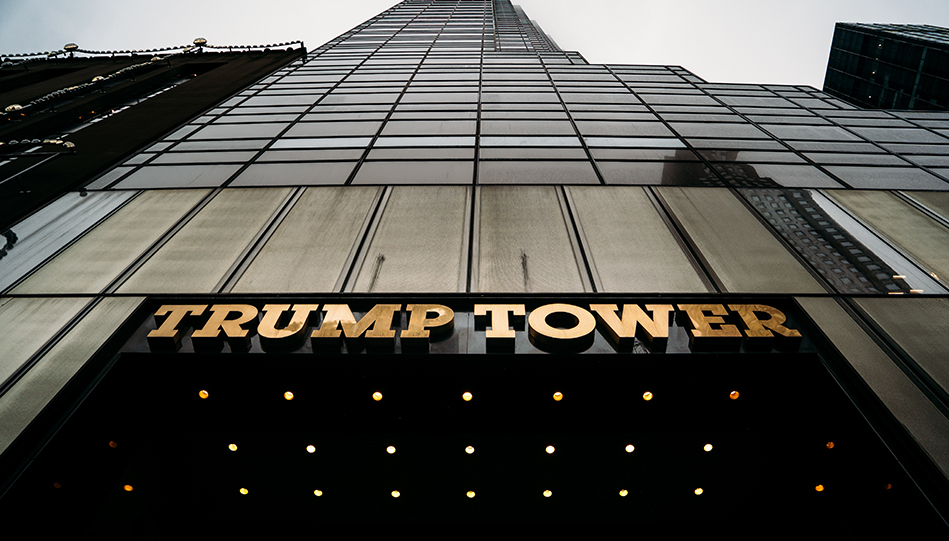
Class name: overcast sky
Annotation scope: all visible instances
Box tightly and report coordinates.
[3,0,949,89]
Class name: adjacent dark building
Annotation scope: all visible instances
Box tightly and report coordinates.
[2,1,949,530]
[824,23,949,110]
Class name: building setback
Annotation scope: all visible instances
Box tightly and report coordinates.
[1,0,949,530]
[824,22,949,110]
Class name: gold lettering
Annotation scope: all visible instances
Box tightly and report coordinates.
[677,304,742,350]
[589,304,673,349]
[147,304,207,351]
[311,304,401,350]
[191,304,259,352]
[474,304,525,351]
[728,304,802,350]
[401,304,454,349]
[258,304,320,351]
[528,303,596,352]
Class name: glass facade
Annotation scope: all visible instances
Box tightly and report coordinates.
[824,23,949,110]
[2,0,949,528]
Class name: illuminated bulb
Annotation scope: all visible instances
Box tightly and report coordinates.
[228,443,238,451]
[467,491,476,498]
[826,442,834,449]
[545,445,555,454]
[123,485,133,492]
[729,391,739,400]
[391,490,400,498]
[815,485,824,492]
[553,391,563,401]
[387,446,396,454]
[314,489,323,496]
[53,482,62,489]
[694,488,703,495]
[886,483,892,490]
[284,391,294,401]
[619,489,628,497]
[372,391,383,401]
[463,391,473,401]
[625,444,635,453]
[306,445,316,454]
[704,444,713,452]
[643,391,653,401]
[465,445,475,454]
[108,441,118,448]
[240,487,249,495]
[198,390,209,399]
[543,490,552,498]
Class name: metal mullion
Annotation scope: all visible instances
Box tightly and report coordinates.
[101,188,222,294]
[1,190,145,295]
[340,186,392,293]
[214,186,306,293]
[343,2,457,186]
[646,187,722,293]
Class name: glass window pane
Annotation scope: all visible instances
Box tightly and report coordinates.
[0,297,91,386]
[0,297,143,456]
[12,190,209,294]
[0,191,136,292]
[352,161,473,184]
[351,186,469,292]
[114,165,242,189]
[828,190,949,285]
[231,163,356,186]
[478,161,599,184]
[569,186,709,292]
[233,187,378,293]
[477,186,585,292]
[657,187,825,293]
[117,188,291,293]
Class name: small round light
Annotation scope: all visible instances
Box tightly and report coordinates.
[372,391,383,401]
[625,444,635,453]
[885,483,892,490]
[240,488,249,495]
[391,490,400,498]
[462,391,473,401]
[545,445,555,454]
[619,489,628,497]
[704,444,713,452]
[465,445,475,454]
[123,485,133,492]
[228,443,238,451]
[467,491,476,498]
[815,485,824,492]
[826,442,834,449]
[387,446,396,454]
[729,391,739,400]
[53,482,62,489]
[306,445,316,454]
[314,489,323,496]
[694,488,703,495]
[284,391,294,401]
[643,391,653,401]
[543,490,552,498]
[108,441,118,448]
[198,390,209,399]
[553,391,563,401]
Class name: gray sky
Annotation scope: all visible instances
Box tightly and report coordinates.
[3,0,949,89]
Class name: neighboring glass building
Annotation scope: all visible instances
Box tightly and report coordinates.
[824,22,949,110]
[2,0,949,530]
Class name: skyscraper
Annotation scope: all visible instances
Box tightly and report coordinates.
[1,1,949,529]
[824,22,949,110]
